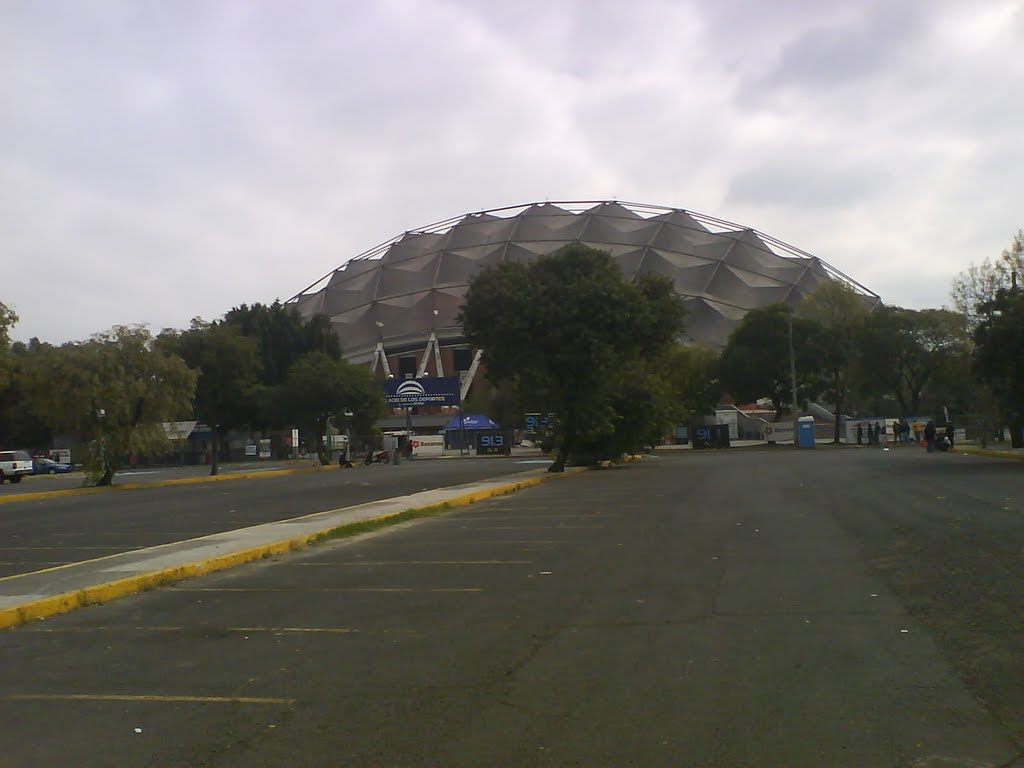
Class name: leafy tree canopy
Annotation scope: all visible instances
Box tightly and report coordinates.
[718,303,821,420]
[973,286,1024,447]
[157,319,263,475]
[279,351,386,465]
[25,326,196,485]
[798,281,870,441]
[663,344,721,424]
[459,243,686,471]
[0,301,18,390]
[855,306,968,415]
[223,301,340,388]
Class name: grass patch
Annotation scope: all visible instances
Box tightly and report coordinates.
[308,502,454,545]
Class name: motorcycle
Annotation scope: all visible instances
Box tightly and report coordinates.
[364,449,391,465]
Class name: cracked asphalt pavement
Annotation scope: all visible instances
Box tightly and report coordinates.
[1,447,1022,766]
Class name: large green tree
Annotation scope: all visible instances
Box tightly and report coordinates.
[0,301,18,390]
[224,302,340,388]
[0,338,55,451]
[158,320,262,476]
[973,287,1024,447]
[855,307,969,416]
[280,351,386,465]
[26,326,196,485]
[459,243,686,471]
[664,344,721,425]
[799,281,870,442]
[718,303,821,420]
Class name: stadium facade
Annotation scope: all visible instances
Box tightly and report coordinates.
[287,200,879,403]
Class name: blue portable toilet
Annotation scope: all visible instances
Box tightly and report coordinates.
[797,416,816,448]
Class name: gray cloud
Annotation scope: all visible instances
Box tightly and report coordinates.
[2,0,1022,342]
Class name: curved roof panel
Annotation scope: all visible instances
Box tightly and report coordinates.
[288,200,879,363]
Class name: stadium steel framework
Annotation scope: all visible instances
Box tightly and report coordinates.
[287,200,879,397]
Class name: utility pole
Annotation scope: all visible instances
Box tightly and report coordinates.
[789,310,799,445]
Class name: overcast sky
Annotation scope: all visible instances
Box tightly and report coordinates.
[4,0,1022,344]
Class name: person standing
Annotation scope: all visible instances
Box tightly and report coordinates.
[912,419,923,444]
[924,420,937,453]
[892,420,901,444]
[945,423,955,449]
[856,423,864,445]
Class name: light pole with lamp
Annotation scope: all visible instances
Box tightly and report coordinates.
[788,309,799,446]
[341,408,353,467]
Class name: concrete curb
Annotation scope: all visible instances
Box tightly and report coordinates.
[952,446,1024,461]
[0,466,586,630]
[0,463,332,505]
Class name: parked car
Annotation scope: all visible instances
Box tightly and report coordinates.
[32,457,73,475]
[0,450,33,483]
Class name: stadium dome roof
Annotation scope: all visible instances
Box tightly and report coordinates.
[288,200,879,363]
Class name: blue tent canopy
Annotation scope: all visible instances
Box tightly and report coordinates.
[444,414,499,430]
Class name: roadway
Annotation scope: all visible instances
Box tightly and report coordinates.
[1,447,1022,766]
[0,457,548,578]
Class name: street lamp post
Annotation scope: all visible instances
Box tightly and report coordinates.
[459,370,469,456]
[789,310,799,445]
[343,409,353,465]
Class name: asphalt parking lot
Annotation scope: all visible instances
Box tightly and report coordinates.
[0,457,546,578]
[1,446,1021,767]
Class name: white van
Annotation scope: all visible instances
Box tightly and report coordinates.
[0,450,33,484]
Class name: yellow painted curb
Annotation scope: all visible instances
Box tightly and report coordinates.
[0,485,109,504]
[0,464,332,505]
[0,466,585,630]
[953,447,1024,461]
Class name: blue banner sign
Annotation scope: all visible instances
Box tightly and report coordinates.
[384,376,461,407]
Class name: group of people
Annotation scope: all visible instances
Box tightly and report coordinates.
[855,418,955,452]
[889,418,922,444]
[921,420,956,453]
[856,422,887,445]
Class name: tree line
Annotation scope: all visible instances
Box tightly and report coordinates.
[1,230,1021,481]
[459,232,1024,466]
[0,302,385,485]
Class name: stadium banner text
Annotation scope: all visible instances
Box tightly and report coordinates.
[383,376,461,407]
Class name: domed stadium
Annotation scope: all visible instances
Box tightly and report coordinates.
[287,200,879,371]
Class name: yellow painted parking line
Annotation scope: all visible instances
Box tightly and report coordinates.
[169,587,483,593]
[0,546,123,551]
[952,446,1024,460]
[292,560,533,566]
[78,532,222,537]
[21,626,181,633]
[6,694,296,705]
[0,562,66,567]
[394,539,569,545]
[464,525,603,530]
[21,626,415,635]
[453,514,613,520]
[228,627,359,634]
